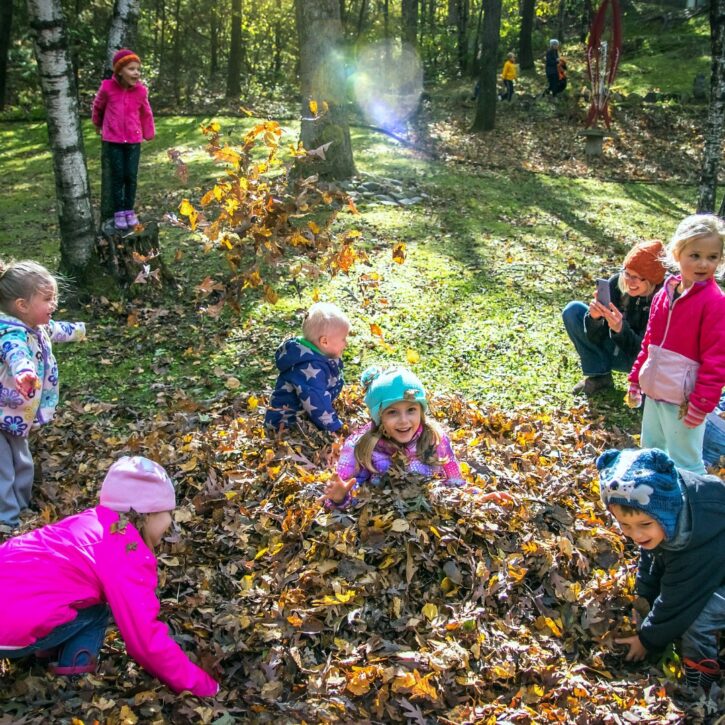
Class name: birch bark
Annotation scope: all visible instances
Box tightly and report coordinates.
[27,0,95,276]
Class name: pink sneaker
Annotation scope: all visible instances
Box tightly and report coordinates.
[125,210,139,227]
[114,211,128,230]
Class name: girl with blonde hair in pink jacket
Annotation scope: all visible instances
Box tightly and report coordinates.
[628,214,725,474]
[92,48,155,231]
[0,456,219,697]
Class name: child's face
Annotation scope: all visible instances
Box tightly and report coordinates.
[675,234,723,288]
[15,285,57,328]
[609,504,666,549]
[317,323,349,359]
[118,61,141,88]
[142,511,173,549]
[381,401,422,444]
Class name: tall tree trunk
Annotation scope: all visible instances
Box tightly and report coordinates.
[101,0,141,223]
[699,0,725,213]
[0,0,13,110]
[296,0,355,179]
[226,0,243,97]
[518,0,535,70]
[211,7,219,76]
[27,0,95,278]
[472,0,502,132]
[105,0,140,73]
[172,0,181,104]
[557,0,566,44]
[402,0,418,47]
[456,0,469,73]
[356,0,368,40]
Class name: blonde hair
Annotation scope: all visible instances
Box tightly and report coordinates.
[507,52,516,61]
[616,274,656,297]
[354,408,444,473]
[665,214,725,278]
[302,302,350,343]
[0,259,57,315]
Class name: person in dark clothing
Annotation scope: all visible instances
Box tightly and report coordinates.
[563,240,666,395]
[598,448,725,693]
[545,39,561,95]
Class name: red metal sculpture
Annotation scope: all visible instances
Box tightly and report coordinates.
[586,0,623,129]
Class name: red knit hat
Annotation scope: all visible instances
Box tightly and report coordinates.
[112,49,141,74]
[623,239,666,285]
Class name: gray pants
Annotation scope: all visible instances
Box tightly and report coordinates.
[681,586,725,661]
[0,431,33,526]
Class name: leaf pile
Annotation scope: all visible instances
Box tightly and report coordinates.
[3,385,719,724]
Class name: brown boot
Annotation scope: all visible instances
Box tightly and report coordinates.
[572,373,614,395]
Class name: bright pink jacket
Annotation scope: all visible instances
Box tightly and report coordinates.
[629,276,725,414]
[0,505,218,697]
[92,76,155,144]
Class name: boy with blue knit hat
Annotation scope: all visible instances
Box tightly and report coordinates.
[597,447,725,692]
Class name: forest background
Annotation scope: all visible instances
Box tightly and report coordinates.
[0,0,724,722]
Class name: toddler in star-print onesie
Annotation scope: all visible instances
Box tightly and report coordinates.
[264,302,350,433]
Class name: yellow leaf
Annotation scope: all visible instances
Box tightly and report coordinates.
[307,220,320,234]
[247,395,259,409]
[254,547,269,560]
[335,589,356,603]
[118,705,139,725]
[406,349,420,364]
[392,672,416,692]
[392,242,407,264]
[179,199,195,217]
[264,285,279,304]
[309,99,318,115]
[312,288,321,302]
[370,323,383,338]
[411,670,438,701]
[422,602,438,621]
[287,613,303,627]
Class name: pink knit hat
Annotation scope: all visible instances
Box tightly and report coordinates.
[100,456,176,513]
[112,49,141,74]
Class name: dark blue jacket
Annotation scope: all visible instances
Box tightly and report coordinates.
[636,469,725,652]
[264,338,344,432]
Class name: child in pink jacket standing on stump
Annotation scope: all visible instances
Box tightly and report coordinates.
[628,214,725,474]
[0,456,219,697]
[92,49,155,231]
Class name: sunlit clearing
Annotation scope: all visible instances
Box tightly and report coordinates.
[352,41,423,131]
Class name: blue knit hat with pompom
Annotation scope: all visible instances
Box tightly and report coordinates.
[597,448,683,540]
[361,365,428,425]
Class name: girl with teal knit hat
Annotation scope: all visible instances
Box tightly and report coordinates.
[323,365,511,508]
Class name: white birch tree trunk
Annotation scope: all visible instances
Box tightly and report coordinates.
[296,0,356,180]
[27,0,95,277]
[105,0,141,73]
[698,0,725,213]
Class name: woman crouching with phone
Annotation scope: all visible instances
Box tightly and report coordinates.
[562,240,665,395]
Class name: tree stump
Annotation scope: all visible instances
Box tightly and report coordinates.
[579,128,613,158]
[96,218,176,289]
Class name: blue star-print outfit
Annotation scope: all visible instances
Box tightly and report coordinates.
[265,337,344,432]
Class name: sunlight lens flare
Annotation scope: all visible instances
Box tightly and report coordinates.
[351,41,423,131]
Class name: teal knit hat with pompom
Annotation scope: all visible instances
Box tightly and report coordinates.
[361,365,428,425]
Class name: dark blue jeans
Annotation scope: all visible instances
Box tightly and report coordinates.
[681,586,725,661]
[106,141,141,212]
[562,301,635,377]
[0,604,108,667]
[703,395,725,467]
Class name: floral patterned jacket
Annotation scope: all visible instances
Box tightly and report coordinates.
[328,422,465,508]
[0,316,86,437]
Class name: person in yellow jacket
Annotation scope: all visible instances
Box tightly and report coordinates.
[499,53,518,102]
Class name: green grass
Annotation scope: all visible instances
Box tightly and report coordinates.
[0,112,699,432]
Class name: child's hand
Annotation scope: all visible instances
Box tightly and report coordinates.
[480,490,514,505]
[615,634,647,662]
[322,474,355,504]
[626,383,642,409]
[683,402,707,428]
[15,371,39,398]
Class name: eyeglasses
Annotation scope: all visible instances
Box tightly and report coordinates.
[622,270,645,283]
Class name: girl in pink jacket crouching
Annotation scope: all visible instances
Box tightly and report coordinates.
[0,456,219,697]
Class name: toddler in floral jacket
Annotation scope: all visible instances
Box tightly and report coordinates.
[0,260,85,529]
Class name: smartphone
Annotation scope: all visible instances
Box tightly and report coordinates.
[596,278,611,307]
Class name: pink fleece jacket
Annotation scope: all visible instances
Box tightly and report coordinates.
[92,76,155,144]
[629,275,725,414]
[0,505,218,697]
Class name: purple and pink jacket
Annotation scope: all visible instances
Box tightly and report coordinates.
[91,76,155,144]
[629,275,725,415]
[329,423,464,507]
[0,505,218,697]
